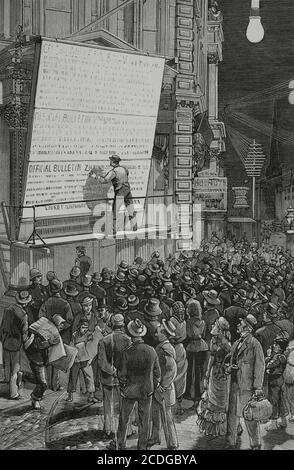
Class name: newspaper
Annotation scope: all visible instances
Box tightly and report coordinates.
[51,344,78,372]
[29,317,66,363]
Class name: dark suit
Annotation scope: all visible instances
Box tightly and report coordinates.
[97,330,131,435]
[0,303,29,398]
[27,284,48,322]
[90,283,107,308]
[227,333,265,448]
[76,254,92,276]
[151,340,178,449]
[117,338,161,449]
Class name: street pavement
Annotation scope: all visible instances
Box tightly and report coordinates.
[1,388,294,451]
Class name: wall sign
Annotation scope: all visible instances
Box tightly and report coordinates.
[193,177,227,212]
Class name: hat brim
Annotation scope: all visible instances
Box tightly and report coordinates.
[17,294,32,304]
[162,319,176,337]
[203,292,221,305]
[127,322,147,337]
[81,299,94,307]
[128,299,139,307]
[243,318,256,330]
[64,288,79,297]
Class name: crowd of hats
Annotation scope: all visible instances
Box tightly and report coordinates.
[17,240,294,338]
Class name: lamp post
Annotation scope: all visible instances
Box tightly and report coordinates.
[246,0,264,44]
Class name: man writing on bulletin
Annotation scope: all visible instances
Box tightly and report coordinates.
[90,155,137,234]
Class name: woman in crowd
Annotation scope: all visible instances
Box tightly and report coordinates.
[197,317,231,437]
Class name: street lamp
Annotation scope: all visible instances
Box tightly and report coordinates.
[246,0,264,44]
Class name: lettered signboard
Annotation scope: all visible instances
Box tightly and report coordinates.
[22,39,165,220]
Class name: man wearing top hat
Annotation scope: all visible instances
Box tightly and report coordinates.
[27,268,49,322]
[91,154,137,233]
[226,314,265,450]
[148,319,178,449]
[0,290,31,400]
[108,319,161,450]
[97,314,132,440]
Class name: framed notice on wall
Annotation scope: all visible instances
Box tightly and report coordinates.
[193,177,228,212]
[21,38,165,226]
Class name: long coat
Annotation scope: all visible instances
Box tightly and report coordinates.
[155,340,177,407]
[0,303,29,351]
[118,338,161,400]
[228,334,265,416]
[97,330,131,387]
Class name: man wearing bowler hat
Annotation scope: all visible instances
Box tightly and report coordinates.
[226,314,265,450]
[142,298,163,348]
[91,154,137,233]
[108,319,161,450]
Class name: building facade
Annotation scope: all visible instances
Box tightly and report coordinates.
[0,0,226,294]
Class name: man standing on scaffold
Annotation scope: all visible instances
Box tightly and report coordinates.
[90,155,138,234]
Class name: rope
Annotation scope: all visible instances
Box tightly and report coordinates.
[226,79,292,108]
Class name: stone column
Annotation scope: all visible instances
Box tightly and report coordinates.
[174,0,197,252]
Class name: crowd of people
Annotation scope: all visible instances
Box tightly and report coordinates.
[1,238,294,450]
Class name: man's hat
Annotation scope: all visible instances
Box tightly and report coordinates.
[149,263,160,274]
[52,314,66,328]
[159,272,171,283]
[30,268,42,281]
[137,274,147,285]
[118,260,129,272]
[109,154,121,163]
[70,266,81,278]
[162,319,176,337]
[64,284,79,297]
[115,297,128,312]
[115,272,126,283]
[203,290,221,306]
[243,314,258,330]
[164,281,174,293]
[50,279,63,294]
[16,290,32,305]
[183,287,196,298]
[76,246,86,254]
[128,268,139,280]
[128,294,139,308]
[92,272,101,282]
[151,251,160,259]
[101,267,112,276]
[46,271,56,282]
[114,286,127,298]
[82,275,92,287]
[144,298,162,318]
[181,275,193,286]
[134,256,143,265]
[81,296,94,307]
[127,319,147,337]
[112,314,125,327]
